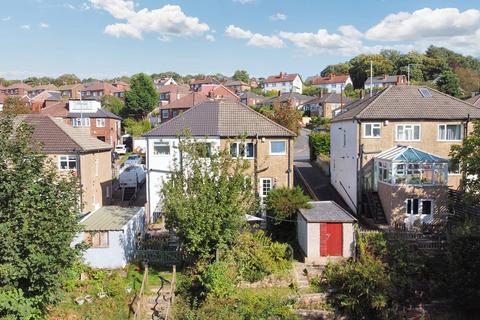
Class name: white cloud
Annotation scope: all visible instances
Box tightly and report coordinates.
[206,34,215,42]
[2,16,11,22]
[20,25,30,30]
[366,8,480,41]
[279,25,365,55]
[90,0,209,40]
[233,0,255,4]
[225,24,284,48]
[269,13,287,21]
[65,3,90,11]
[40,22,49,28]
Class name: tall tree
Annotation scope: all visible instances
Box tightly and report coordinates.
[123,73,158,120]
[437,69,461,97]
[100,95,124,116]
[53,74,81,86]
[349,54,395,89]
[320,63,351,77]
[0,117,81,318]
[2,96,31,116]
[450,121,480,204]
[161,137,257,259]
[232,70,249,83]
[260,100,302,135]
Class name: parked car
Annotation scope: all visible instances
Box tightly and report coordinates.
[115,144,128,155]
[124,154,142,166]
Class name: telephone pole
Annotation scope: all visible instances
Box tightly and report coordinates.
[370,60,373,97]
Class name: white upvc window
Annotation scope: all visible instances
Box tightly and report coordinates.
[270,140,286,155]
[230,142,255,159]
[406,199,433,215]
[396,124,421,141]
[153,141,170,156]
[161,110,169,119]
[59,155,77,170]
[73,117,90,127]
[260,177,273,198]
[438,124,462,141]
[363,123,381,138]
[96,118,105,128]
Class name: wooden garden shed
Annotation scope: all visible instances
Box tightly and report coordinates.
[297,201,356,264]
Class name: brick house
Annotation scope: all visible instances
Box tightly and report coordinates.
[330,85,480,225]
[301,93,352,118]
[144,100,296,222]
[311,74,353,94]
[224,80,251,93]
[3,82,32,96]
[19,114,113,214]
[240,91,266,106]
[158,92,209,123]
[81,82,120,100]
[158,84,190,106]
[190,76,218,92]
[28,84,58,97]
[58,84,85,100]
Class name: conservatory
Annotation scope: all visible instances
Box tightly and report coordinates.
[374,145,449,189]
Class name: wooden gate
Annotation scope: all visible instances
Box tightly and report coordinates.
[320,223,343,256]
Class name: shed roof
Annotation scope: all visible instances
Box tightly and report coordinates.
[299,201,356,223]
[81,206,143,231]
[375,145,448,163]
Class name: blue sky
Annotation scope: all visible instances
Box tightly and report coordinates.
[0,0,479,79]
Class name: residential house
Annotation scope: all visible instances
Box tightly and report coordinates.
[157,92,209,123]
[262,92,313,108]
[74,206,145,268]
[297,201,356,264]
[40,100,122,147]
[19,114,113,214]
[81,82,119,100]
[466,94,480,107]
[240,91,266,107]
[112,80,130,98]
[329,85,480,225]
[158,84,190,106]
[264,72,303,94]
[201,84,240,101]
[364,75,407,90]
[249,78,259,88]
[28,84,58,97]
[310,74,353,94]
[4,82,32,96]
[190,76,218,92]
[301,93,352,118]
[29,90,62,112]
[58,83,85,100]
[154,77,177,89]
[224,80,251,93]
[143,100,296,222]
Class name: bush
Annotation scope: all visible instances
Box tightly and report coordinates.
[224,231,292,282]
[309,131,330,160]
[198,261,237,299]
[123,118,151,136]
[308,116,330,129]
[265,186,311,224]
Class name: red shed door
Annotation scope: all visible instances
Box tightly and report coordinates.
[320,223,343,256]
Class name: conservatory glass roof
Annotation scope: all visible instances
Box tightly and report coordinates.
[375,145,448,163]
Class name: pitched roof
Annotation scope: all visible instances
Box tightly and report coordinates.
[262,92,313,105]
[161,92,209,110]
[30,84,58,91]
[304,93,352,105]
[240,91,266,101]
[82,81,117,92]
[40,101,69,117]
[145,100,295,137]
[31,90,62,102]
[224,80,249,87]
[157,84,190,94]
[18,114,112,153]
[67,108,122,120]
[375,145,447,163]
[466,94,480,107]
[57,83,84,91]
[311,74,350,85]
[7,82,32,90]
[299,201,356,223]
[190,76,219,85]
[265,73,300,83]
[365,75,405,84]
[81,206,143,231]
[332,85,480,122]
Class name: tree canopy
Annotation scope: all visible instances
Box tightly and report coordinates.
[123,73,158,120]
[259,100,302,135]
[161,137,257,259]
[100,95,124,116]
[232,70,249,83]
[437,69,461,97]
[2,96,31,116]
[0,116,81,319]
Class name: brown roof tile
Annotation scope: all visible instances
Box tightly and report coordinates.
[145,100,295,137]
[466,94,480,107]
[40,102,69,117]
[265,73,300,84]
[332,85,480,122]
[311,74,350,85]
[157,84,190,94]
[161,92,209,110]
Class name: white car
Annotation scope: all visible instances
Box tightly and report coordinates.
[115,144,127,155]
[124,154,142,166]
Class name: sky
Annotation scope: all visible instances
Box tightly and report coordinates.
[0,0,479,80]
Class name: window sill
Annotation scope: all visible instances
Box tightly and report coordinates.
[363,136,381,139]
[270,153,286,156]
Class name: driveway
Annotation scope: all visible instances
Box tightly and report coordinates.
[293,129,350,212]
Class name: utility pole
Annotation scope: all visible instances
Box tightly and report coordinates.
[407,64,411,85]
[370,60,373,97]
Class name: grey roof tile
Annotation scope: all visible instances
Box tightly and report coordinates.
[299,201,356,223]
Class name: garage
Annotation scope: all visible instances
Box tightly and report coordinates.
[297,201,356,264]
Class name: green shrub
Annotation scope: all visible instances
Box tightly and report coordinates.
[308,116,330,128]
[198,261,237,299]
[309,131,330,160]
[224,231,292,282]
[265,186,311,224]
[123,118,151,136]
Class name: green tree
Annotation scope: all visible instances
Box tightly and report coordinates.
[437,69,461,97]
[302,85,320,96]
[123,73,158,120]
[349,54,395,89]
[3,96,31,116]
[450,121,480,204]
[100,95,124,116]
[265,186,311,224]
[260,100,302,135]
[161,137,257,259]
[321,63,351,77]
[0,117,81,318]
[123,118,151,137]
[232,70,249,83]
[53,74,81,86]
